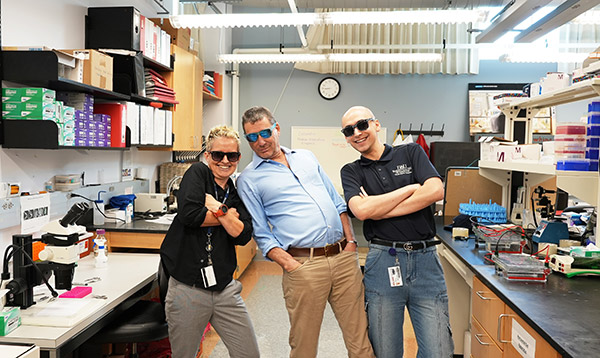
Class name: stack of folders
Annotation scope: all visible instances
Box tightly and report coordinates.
[145,69,178,104]
[203,73,216,96]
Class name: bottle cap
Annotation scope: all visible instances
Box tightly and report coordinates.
[96,229,106,235]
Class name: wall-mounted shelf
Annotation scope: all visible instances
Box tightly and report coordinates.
[478,160,555,175]
[202,90,221,101]
[499,78,600,110]
[1,120,129,150]
[142,54,173,73]
[2,51,130,101]
[130,94,175,108]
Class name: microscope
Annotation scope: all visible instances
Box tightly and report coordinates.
[3,202,91,309]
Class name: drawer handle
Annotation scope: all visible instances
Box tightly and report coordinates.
[498,313,511,343]
[474,334,490,346]
[476,291,491,300]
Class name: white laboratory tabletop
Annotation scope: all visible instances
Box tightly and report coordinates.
[0,253,160,358]
[0,343,40,358]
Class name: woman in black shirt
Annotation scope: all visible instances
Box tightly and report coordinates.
[161,125,259,358]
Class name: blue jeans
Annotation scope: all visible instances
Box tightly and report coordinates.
[363,243,454,358]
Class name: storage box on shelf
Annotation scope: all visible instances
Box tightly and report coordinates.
[1,50,174,150]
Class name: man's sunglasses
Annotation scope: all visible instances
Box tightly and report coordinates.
[208,151,241,162]
[245,123,277,143]
[341,118,375,137]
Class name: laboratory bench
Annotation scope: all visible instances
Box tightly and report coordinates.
[436,218,600,358]
[89,218,257,279]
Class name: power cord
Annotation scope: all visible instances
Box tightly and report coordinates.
[69,193,126,223]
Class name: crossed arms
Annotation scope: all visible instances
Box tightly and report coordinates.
[348,177,444,221]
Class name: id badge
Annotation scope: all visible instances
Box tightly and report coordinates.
[388,266,403,287]
[201,265,217,288]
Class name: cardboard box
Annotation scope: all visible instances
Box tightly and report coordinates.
[151,18,190,51]
[0,306,21,336]
[63,50,113,91]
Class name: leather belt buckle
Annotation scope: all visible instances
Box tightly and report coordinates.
[403,242,414,251]
[323,243,338,257]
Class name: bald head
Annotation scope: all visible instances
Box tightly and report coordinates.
[342,106,375,126]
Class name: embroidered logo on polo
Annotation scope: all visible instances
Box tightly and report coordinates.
[392,164,412,176]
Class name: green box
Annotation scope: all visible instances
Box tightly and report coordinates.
[0,306,21,336]
[1,88,21,102]
[20,87,56,104]
[2,102,56,119]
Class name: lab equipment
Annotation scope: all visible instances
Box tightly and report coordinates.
[493,253,550,282]
[459,199,506,223]
[549,254,600,277]
[134,193,167,213]
[532,220,569,244]
[95,243,108,268]
[3,202,91,308]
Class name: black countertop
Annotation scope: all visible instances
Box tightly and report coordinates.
[89,218,172,234]
[436,219,600,358]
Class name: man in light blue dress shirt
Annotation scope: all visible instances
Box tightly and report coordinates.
[237,106,374,358]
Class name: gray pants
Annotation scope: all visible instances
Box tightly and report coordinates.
[165,277,260,358]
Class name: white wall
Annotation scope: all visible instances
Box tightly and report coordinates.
[0,0,172,253]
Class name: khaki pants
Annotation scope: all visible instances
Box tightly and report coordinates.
[282,250,375,358]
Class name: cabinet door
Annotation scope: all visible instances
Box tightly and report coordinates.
[169,45,202,151]
[471,316,503,358]
[503,307,562,358]
[472,277,506,348]
[192,55,204,150]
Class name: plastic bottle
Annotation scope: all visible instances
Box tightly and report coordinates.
[93,229,109,257]
[95,243,108,268]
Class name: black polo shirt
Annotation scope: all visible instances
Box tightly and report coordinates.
[160,162,253,291]
[341,143,441,242]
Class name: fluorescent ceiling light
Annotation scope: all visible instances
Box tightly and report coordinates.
[170,10,487,29]
[217,53,444,64]
[515,0,600,43]
[476,0,552,43]
[499,51,589,63]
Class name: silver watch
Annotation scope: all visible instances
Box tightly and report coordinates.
[346,240,358,247]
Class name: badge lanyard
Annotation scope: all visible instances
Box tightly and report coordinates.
[206,183,229,265]
[387,242,403,287]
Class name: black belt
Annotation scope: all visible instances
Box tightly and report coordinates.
[369,238,441,251]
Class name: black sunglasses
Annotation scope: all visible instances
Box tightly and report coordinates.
[341,118,375,137]
[245,123,277,143]
[208,151,241,162]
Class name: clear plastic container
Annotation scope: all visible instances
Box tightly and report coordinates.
[554,135,586,153]
[556,158,590,171]
[556,123,587,135]
[494,253,550,282]
[555,150,586,159]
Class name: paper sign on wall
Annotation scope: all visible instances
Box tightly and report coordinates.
[511,318,536,358]
[20,194,50,234]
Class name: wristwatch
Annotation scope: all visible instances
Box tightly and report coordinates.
[346,240,358,247]
[213,204,229,218]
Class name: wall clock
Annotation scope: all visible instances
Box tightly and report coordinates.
[318,77,340,100]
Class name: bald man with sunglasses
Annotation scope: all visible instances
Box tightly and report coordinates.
[340,106,453,358]
[237,106,374,358]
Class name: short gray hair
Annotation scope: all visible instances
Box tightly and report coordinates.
[241,106,276,130]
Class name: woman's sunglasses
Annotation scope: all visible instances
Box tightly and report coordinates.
[208,151,241,162]
[245,123,277,143]
[341,118,375,137]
